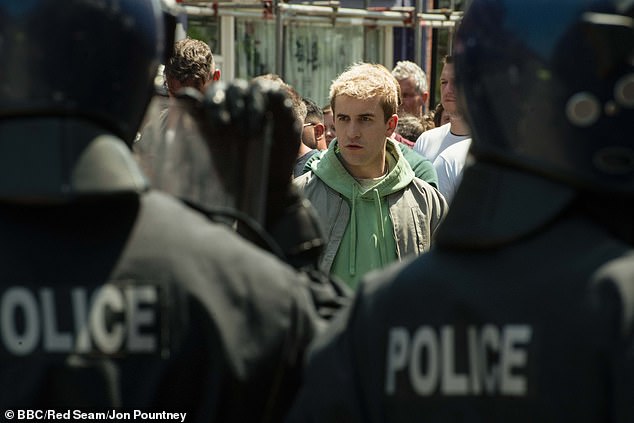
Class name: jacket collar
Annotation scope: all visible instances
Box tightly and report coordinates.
[312,137,414,199]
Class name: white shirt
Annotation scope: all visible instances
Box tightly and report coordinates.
[413,122,470,163]
[433,138,472,204]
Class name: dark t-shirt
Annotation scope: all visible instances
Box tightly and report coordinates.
[295,149,319,179]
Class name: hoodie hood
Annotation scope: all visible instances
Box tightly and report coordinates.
[310,137,411,289]
[311,137,415,199]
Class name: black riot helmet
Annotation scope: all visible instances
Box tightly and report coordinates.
[455,0,634,194]
[0,0,167,200]
[0,0,165,144]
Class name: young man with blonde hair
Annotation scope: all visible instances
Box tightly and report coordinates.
[294,63,447,290]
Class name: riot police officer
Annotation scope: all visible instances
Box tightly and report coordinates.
[286,0,634,421]
[0,1,322,421]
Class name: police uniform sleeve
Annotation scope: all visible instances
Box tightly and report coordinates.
[589,256,634,423]
[166,210,326,422]
[285,305,364,422]
[286,274,390,423]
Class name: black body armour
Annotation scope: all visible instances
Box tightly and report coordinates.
[0,161,320,423]
[287,164,634,422]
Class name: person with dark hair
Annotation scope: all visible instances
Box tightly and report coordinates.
[395,113,427,145]
[134,37,221,178]
[413,56,472,201]
[295,98,327,178]
[322,104,337,146]
[413,56,470,163]
[303,97,328,152]
[164,38,221,96]
[0,1,322,421]
[287,0,634,421]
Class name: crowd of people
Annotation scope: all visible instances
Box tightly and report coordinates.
[1,0,634,421]
[135,37,456,291]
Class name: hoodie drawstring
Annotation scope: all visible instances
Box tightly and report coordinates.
[349,184,357,276]
[373,188,388,265]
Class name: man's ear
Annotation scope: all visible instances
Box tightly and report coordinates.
[212,69,221,81]
[422,91,430,105]
[314,123,327,150]
[313,122,325,139]
[386,114,398,135]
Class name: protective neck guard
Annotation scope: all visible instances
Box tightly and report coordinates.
[435,162,576,249]
[0,118,147,203]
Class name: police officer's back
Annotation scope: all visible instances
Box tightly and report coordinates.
[0,1,320,421]
[287,0,634,421]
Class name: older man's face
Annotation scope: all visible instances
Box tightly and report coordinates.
[398,77,427,117]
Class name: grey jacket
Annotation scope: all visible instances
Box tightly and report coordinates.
[293,139,448,275]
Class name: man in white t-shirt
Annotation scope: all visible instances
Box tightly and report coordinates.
[414,56,470,162]
[433,138,472,204]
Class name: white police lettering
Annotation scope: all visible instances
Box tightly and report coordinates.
[90,285,126,354]
[0,284,159,355]
[1,287,39,355]
[385,324,532,396]
[126,286,158,352]
[41,288,73,351]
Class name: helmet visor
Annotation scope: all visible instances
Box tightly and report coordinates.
[133,94,237,211]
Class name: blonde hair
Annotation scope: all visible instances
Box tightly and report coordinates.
[329,63,401,123]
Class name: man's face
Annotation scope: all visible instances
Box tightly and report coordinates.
[398,77,427,117]
[440,63,457,115]
[301,122,318,150]
[333,95,397,179]
[323,110,336,145]
[302,122,327,151]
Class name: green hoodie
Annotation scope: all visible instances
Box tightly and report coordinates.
[301,141,438,188]
[311,138,415,290]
